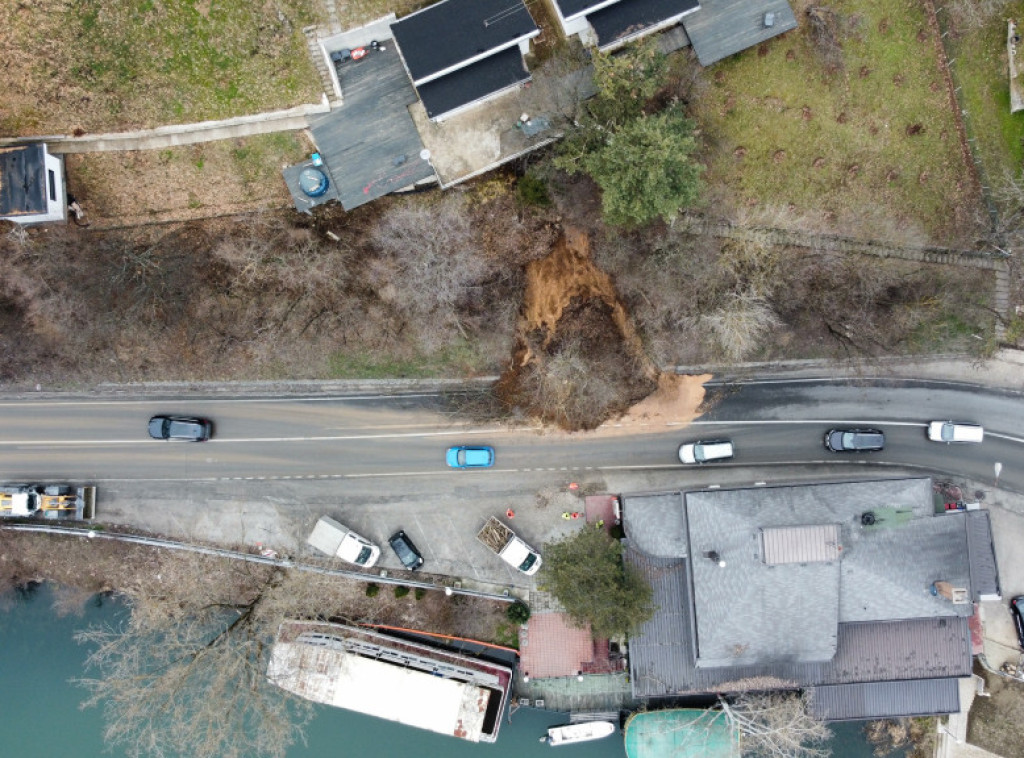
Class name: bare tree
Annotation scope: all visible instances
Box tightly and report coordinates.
[719,692,832,758]
[74,558,316,758]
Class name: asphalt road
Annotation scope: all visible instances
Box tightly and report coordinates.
[0,378,1021,490]
[3,376,1023,583]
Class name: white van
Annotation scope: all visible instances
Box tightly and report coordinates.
[679,439,735,464]
[927,421,984,444]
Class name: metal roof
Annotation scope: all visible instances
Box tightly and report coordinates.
[553,0,620,22]
[588,0,699,49]
[415,46,529,120]
[391,0,538,83]
[681,0,797,66]
[0,144,47,217]
[624,709,739,758]
[808,678,961,721]
[760,524,842,565]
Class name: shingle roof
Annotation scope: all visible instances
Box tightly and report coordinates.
[0,144,47,217]
[414,46,529,120]
[588,0,699,48]
[627,542,973,698]
[553,0,620,22]
[625,479,976,705]
[966,510,1001,599]
[808,678,961,721]
[391,0,538,83]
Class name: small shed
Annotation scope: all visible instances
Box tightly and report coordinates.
[0,143,67,225]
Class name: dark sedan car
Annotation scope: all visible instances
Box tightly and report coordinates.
[388,530,424,570]
[148,415,213,442]
[823,428,885,453]
[1011,596,1024,650]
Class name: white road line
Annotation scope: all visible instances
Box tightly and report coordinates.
[0,427,508,447]
[0,393,450,407]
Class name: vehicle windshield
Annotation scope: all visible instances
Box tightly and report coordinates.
[693,444,707,462]
[355,546,372,565]
[941,424,954,441]
[518,553,538,572]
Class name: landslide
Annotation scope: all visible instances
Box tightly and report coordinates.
[496,226,706,431]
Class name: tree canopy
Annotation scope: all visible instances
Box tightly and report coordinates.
[541,526,655,637]
[555,40,702,228]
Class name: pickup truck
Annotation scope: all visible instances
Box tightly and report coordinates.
[476,516,542,576]
[307,516,381,568]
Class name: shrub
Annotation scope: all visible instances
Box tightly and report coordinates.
[414,588,427,600]
[365,583,379,598]
[506,600,531,624]
[394,585,410,599]
[517,174,551,207]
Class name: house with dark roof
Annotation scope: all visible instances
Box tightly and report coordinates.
[390,0,540,121]
[621,478,1000,721]
[543,0,797,61]
[0,143,67,225]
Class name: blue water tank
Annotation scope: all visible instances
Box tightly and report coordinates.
[299,167,329,198]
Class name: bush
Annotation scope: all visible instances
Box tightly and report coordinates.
[506,601,531,624]
[414,588,427,600]
[365,583,379,598]
[394,585,410,599]
[517,174,551,207]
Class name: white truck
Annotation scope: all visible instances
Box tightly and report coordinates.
[307,516,381,568]
[476,516,542,576]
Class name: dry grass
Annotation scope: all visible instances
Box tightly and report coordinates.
[66,132,314,227]
[687,0,983,243]
[0,0,324,135]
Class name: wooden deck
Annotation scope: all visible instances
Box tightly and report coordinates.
[309,46,436,210]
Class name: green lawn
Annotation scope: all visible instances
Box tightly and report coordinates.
[943,0,1024,216]
[688,0,981,242]
[0,0,324,134]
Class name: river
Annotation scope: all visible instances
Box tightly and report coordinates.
[0,585,894,757]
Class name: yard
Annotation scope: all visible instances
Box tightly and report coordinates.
[0,0,325,135]
[687,0,984,244]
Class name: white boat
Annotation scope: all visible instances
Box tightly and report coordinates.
[542,720,616,746]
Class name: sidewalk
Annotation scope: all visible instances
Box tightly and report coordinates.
[0,97,330,154]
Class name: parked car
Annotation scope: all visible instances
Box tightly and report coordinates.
[1011,597,1024,650]
[678,439,734,464]
[147,415,213,442]
[446,445,495,468]
[824,428,885,452]
[388,530,424,570]
[927,421,984,444]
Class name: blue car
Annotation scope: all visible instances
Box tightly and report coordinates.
[446,445,495,468]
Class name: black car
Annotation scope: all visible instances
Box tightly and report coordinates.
[388,530,424,570]
[824,428,885,453]
[148,415,213,442]
[1011,596,1024,650]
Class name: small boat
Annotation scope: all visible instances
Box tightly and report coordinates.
[541,720,616,746]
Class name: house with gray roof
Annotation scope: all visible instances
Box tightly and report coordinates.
[390,0,540,121]
[0,143,66,225]
[621,478,999,721]
[544,0,797,61]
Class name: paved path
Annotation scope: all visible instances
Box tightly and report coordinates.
[0,98,330,154]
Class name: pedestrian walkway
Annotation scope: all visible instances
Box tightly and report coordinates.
[0,98,330,154]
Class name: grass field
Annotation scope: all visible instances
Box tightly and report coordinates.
[942,0,1024,215]
[65,132,313,226]
[0,0,324,135]
[688,0,982,243]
